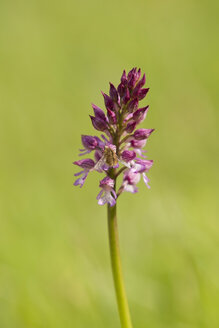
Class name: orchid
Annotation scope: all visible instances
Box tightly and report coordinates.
[73,68,155,328]
[73,68,154,205]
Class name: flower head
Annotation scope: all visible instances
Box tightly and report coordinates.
[73,68,154,205]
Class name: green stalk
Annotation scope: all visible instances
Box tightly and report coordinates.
[107,204,133,328]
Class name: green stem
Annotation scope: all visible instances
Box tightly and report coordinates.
[107,204,133,328]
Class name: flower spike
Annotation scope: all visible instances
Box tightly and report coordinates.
[73,67,154,203]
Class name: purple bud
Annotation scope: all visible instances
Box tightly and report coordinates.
[123,88,130,104]
[73,158,95,169]
[109,83,118,102]
[106,108,117,124]
[136,68,141,80]
[125,121,137,133]
[132,105,149,123]
[134,128,155,140]
[117,82,126,98]
[127,98,138,113]
[128,68,138,89]
[121,150,136,162]
[121,70,127,84]
[92,104,107,121]
[101,92,115,111]
[128,76,136,90]
[138,88,149,100]
[132,74,146,98]
[130,139,146,149]
[127,67,137,81]
[90,115,108,131]
[81,135,98,150]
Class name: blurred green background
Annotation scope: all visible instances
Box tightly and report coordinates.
[0,0,218,327]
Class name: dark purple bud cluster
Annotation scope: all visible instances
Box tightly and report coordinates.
[73,68,154,206]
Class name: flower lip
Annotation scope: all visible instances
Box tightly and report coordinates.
[97,176,117,206]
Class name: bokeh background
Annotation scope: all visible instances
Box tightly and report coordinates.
[0,0,218,327]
